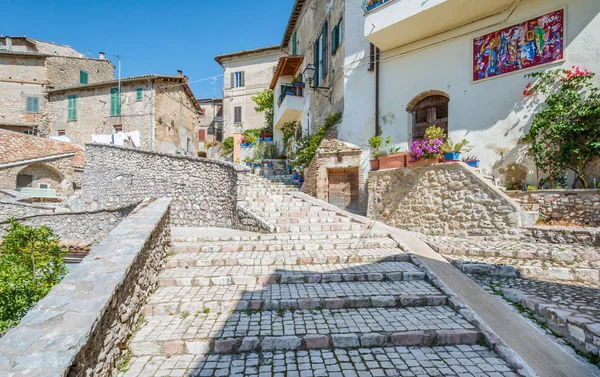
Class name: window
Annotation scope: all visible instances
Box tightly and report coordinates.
[292,30,297,55]
[110,87,121,116]
[135,87,143,101]
[231,71,245,88]
[198,129,206,141]
[314,21,328,85]
[233,106,242,124]
[57,130,66,136]
[16,174,33,188]
[79,70,88,84]
[187,137,192,152]
[332,19,343,55]
[114,125,123,133]
[26,96,39,113]
[67,95,77,120]
[39,183,49,189]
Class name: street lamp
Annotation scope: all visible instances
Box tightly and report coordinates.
[302,63,330,94]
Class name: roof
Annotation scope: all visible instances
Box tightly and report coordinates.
[0,129,84,168]
[197,98,223,104]
[270,56,304,89]
[47,74,204,113]
[281,0,306,48]
[214,46,281,66]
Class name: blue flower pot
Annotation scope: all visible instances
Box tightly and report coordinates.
[225,158,233,162]
[298,177,304,183]
[264,137,273,142]
[245,162,251,166]
[240,143,247,147]
[250,143,256,147]
[252,163,261,167]
[443,152,461,161]
[466,160,480,168]
[292,172,299,180]
[257,138,264,142]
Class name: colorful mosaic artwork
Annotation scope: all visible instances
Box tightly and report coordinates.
[473,9,564,82]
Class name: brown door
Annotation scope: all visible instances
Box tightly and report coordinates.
[328,168,359,212]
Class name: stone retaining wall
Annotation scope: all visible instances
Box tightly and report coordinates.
[0,200,56,220]
[82,144,249,228]
[506,190,600,226]
[0,203,137,243]
[367,163,535,237]
[0,197,172,376]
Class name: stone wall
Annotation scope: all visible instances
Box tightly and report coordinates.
[0,200,55,220]
[506,190,600,226]
[82,144,248,227]
[0,198,172,376]
[0,203,137,243]
[46,56,114,87]
[368,163,535,237]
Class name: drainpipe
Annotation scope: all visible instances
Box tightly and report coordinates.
[375,47,381,137]
[149,79,154,150]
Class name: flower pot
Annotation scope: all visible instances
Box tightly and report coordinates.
[293,82,305,87]
[370,159,380,171]
[366,1,382,11]
[245,162,251,166]
[292,172,299,180]
[298,177,305,183]
[286,91,295,95]
[257,138,263,142]
[252,163,261,167]
[465,160,480,168]
[264,137,273,142]
[378,153,407,170]
[407,158,439,167]
[443,152,461,161]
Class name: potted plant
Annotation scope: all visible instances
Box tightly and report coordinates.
[440,138,472,161]
[462,155,480,168]
[292,169,299,180]
[369,136,407,170]
[298,170,305,183]
[408,125,446,167]
[292,75,305,88]
[243,157,252,167]
[368,136,383,170]
[245,133,257,146]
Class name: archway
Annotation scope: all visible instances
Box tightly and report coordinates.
[406,90,450,141]
[16,163,64,192]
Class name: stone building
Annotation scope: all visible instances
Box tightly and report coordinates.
[197,97,223,156]
[44,73,204,156]
[215,46,284,137]
[0,128,84,196]
[0,36,114,134]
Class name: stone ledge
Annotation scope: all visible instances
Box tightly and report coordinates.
[0,197,172,376]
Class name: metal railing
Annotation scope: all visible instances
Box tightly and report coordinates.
[277,84,304,107]
[362,0,394,13]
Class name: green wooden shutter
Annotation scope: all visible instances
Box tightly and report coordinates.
[32,97,39,112]
[26,96,39,113]
[110,88,121,116]
[80,70,88,84]
[314,38,320,85]
[292,31,297,55]
[332,25,338,54]
[136,87,143,101]
[322,21,328,79]
[68,95,77,120]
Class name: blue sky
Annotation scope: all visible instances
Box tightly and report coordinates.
[2,0,294,98]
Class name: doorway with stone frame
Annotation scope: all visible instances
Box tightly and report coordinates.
[406,90,450,142]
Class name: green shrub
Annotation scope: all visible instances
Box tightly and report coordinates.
[292,113,342,170]
[0,219,67,333]
[222,137,234,157]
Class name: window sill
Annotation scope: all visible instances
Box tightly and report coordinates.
[67,119,77,122]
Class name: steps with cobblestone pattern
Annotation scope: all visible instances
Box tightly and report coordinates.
[172,230,394,243]
[157,262,428,287]
[166,248,411,267]
[143,281,448,316]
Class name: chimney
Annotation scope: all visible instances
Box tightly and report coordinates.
[6,37,12,51]
[99,51,105,59]
[177,70,183,77]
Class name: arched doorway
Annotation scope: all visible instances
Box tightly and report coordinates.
[406,91,450,141]
[15,163,64,192]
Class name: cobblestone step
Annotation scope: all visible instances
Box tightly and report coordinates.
[448,255,600,284]
[171,238,400,253]
[157,262,427,286]
[144,281,446,315]
[120,345,513,377]
[167,248,410,267]
[129,307,479,356]
[259,210,339,218]
[172,230,392,243]
[274,223,370,233]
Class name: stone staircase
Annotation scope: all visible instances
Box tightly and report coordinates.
[119,181,521,376]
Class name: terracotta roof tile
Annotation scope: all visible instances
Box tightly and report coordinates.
[0,129,84,168]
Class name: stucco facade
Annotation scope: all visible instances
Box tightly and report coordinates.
[45,75,203,156]
[215,47,284,137]
[359,0,600,186]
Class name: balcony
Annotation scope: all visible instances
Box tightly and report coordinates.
[274,83,304,129]
[364,0,515,51]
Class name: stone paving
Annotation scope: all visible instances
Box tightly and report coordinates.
[118,178,519,376]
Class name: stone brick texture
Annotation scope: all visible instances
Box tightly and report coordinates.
[0,202,136,243]
[81,144,249,228]
[507,190,600,226]
[368,163,526,237]
[0,198,172,377]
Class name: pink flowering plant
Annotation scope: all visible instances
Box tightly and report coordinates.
[409,125,446,162]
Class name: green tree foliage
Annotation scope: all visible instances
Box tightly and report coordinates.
[292,113,342,170]
[222,136,234,157]
[251,89,274,134]
[523,67,600,188]
[281,121,298,153]
[0,220,67,333]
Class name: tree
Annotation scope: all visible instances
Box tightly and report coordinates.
[251,89,274,134]
[523,67,600,188]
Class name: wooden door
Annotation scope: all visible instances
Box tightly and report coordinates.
[328,168,359,212]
